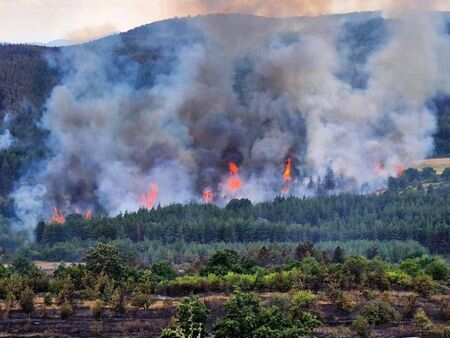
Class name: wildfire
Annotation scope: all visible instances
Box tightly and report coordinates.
[48,207,65,224]
[227,162,242,192]
[140,183,159,209]
[83,210,93,220]
[202,187,215,203]
[283,158,292,182]
[281,158,293,195]
[396,164,405,177]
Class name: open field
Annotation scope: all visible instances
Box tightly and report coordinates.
[415,158,450,174]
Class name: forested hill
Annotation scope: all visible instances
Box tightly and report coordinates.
[36,168,450,256]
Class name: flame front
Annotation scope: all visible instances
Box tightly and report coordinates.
[48,207,65,224]
[227,162,242,192]
[140,183,159,209]
[202,187,215,203]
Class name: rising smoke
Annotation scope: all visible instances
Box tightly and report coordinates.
[12,3,450,228]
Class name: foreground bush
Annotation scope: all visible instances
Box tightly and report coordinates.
[212,291,320,338]
[359,300,400,326]
[159,296,209,338]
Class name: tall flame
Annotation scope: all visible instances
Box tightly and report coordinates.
[281,157,293,195]
[396,164,405,177]
[48,207,65,224]
[140,183,159,209]
[202,187,215,203]
[227,162,242,192]
[283,158,292,182]
[229,162,239,175]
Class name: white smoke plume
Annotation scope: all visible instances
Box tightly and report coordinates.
[12,6,450,228]
[0,130,14,150]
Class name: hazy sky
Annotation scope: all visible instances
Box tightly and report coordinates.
[1,0,450,44]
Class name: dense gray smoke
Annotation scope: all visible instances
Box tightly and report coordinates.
[12,8,450,227]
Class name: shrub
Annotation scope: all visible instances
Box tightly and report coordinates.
[91,300,103,319]
[414,274,434,297]
[267,294,291,312]
[335,291,354,313]
[359,300,400,325]
[402,294,417,319]
[351,315,370,338]
[400,259,422,278]
[342,256,368,288]
[44,293,53,307]
[424,260,449,281]
[160,296,209,338]
[387,270,413,288]
[131,292,154,310]
[291,290,316,317]
[19,287,34,314]
[60,302,73,319]
[413,308,433,333]
[110,287,126,313]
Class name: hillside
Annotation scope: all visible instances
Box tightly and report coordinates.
[0,13,450,229]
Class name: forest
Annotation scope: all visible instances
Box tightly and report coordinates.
[19,166,449,264]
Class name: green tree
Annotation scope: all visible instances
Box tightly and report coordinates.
[160,296,209,338]
[151,262,178,282]
[83,243,123,280]
[332,246,345,263]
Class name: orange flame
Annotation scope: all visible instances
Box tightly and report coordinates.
[283,158,292,182]
[202,188,215,203]
[227,162,242,192]
[140,183,159,209]
[83,210,93,220]
[396,164,405,177]
[229,162,239,175]
[48,207,65,224]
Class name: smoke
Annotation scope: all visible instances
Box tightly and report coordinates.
[65,23,117,43]
[0,115,15,151]
[11,7,450,228]
[172,0,450,17]
[0,130,14,150]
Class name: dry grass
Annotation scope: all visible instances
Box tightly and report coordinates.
[414,158,450,174]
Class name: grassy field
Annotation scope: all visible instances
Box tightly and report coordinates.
[414,158,450,174]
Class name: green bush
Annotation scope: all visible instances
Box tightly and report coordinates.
[160,296,209,338]
[131,292,154,310]
[351,315,370,338]
[413,307,433,333]
[359,300,400,325]
[290,290,315,316]
[424,260,449,281]
[414,274,434,297]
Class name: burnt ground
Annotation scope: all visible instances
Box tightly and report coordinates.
[0,292,448,337]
